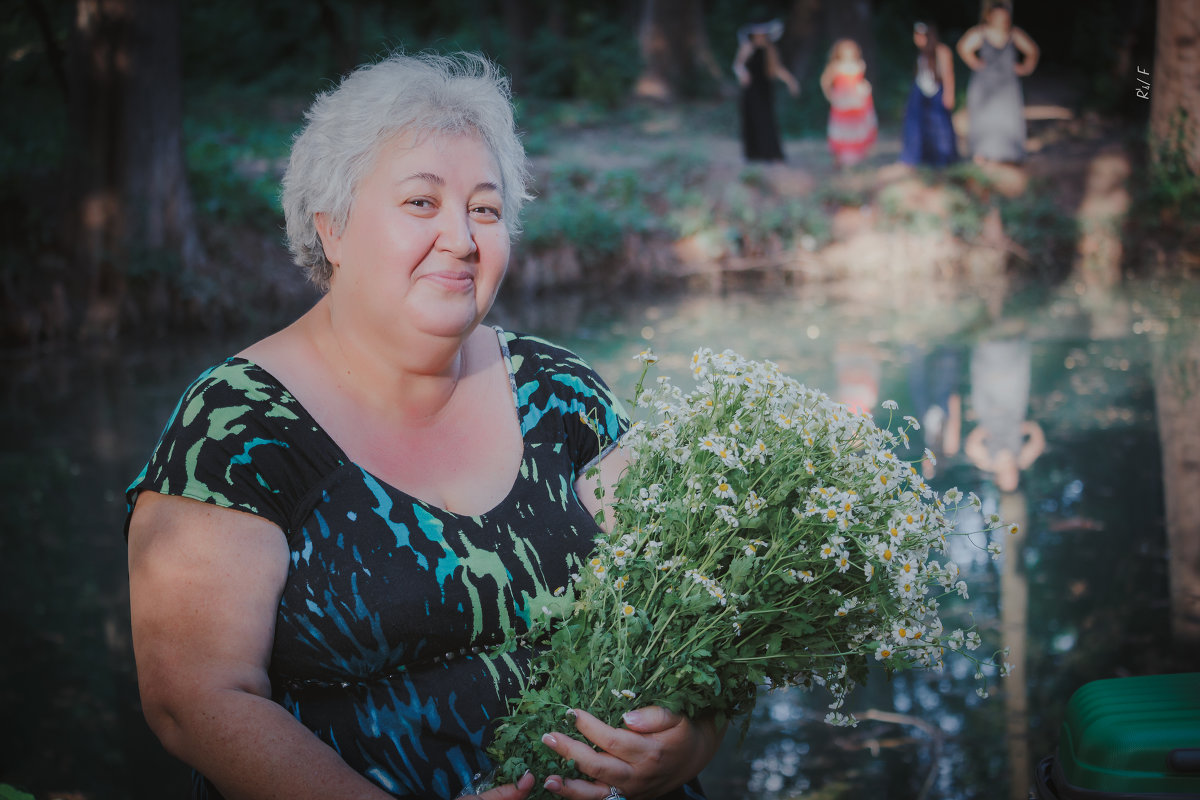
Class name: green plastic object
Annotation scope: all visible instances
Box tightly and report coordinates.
[1056,672,1200,796]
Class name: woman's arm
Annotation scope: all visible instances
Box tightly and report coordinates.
[963,425,993,471]
[1017,420,1046,468]
[1011,27,1040,76]
[768,44,801,96]
[731,41,753,87]
[132,494,533,800]
[819,63,835,101]
[575,443,631,533]
[937,43,956,110]
[129,492,396,800]
[956,28,984,71]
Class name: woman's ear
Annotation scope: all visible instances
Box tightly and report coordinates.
[314,212,342,267]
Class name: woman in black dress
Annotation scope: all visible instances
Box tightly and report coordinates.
[732,20,800,162]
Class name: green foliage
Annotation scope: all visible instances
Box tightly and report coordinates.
[183,97,297,232]
[1145,110,1200,221]
[0,785,35,800]
[997,185,1078,273]
[182,1,332,94]
[521,12,640,108]
[522,165,652,264]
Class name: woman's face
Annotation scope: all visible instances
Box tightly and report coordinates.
[319,131,510,345]
[987,7,1012,29]
[913,31,928,49]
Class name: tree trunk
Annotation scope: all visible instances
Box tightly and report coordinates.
[1150,0,1200,171]
[68,0,129,338]
[822,0,876,88]
[783,0,823,88]
[634,0,722,101]
[24,0,69,98]
[68,0,204,339]
[316,0,363,78]
[500,0,528,93]
[1153,321,1200,653]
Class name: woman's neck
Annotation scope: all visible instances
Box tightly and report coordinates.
[310,298,474,426]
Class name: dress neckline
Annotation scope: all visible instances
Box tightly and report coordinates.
[228,325,529,520]
[982,34,1013,51]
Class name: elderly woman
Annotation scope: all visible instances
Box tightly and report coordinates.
[125,53,722,800]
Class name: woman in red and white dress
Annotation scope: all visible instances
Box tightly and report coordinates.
[820,39,877,168]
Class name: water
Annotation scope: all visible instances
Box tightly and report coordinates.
[0,279,1191,799]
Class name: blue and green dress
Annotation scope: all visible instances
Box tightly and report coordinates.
[125,328,706,799]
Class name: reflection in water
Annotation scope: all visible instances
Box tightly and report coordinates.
[964,340,1045,493]
[833,342,883,415]
[1001,491,1030,800]
[0,282,1192,799]
[1152,319,1200,651]
[907,345,963,480]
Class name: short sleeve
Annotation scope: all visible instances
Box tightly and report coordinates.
[504,332,631,475]
[124,359,336,536]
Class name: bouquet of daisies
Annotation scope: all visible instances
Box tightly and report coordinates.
[486,347,1010,791]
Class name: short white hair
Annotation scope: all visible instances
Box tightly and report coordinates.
[282,51,532,290]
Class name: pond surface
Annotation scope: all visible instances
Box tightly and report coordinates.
[0,278,1192,799]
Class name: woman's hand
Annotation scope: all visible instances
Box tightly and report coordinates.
[539,707,724,800]
[462,772,537,800]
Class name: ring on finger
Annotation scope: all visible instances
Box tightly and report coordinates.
[605,787,627,800]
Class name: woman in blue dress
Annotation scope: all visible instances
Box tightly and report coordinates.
[956,0,1040,163]
[125,52,722,800]
[900,22,959,167]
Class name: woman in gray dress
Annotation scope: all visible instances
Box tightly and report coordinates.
[956,0,1039,163]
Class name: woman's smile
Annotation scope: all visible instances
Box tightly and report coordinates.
[420,268,476,292]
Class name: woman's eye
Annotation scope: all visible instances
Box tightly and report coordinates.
[407,198,434,209]
[472,205,501,219]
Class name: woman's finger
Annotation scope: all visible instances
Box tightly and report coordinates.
[563,709,653,762]
[543,774,626,800]
[541,723,637,781]
[468,771,536,800]
[617,706,683,734]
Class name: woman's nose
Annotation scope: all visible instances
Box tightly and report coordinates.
[437,211,478,258]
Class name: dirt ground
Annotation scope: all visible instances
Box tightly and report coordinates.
[515,73,1191,302]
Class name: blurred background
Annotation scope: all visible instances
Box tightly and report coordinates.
[2,0,1197,798]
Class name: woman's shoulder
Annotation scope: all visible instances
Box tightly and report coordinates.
[497,328,595,374]
[1010,26,1036,46]
[177,357,299,417]
[958,25,984,43]
[495,327,625,413]
[127,356,329,535]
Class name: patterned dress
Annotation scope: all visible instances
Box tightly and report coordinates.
[125,328,707,800]
[826,67,877,167]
